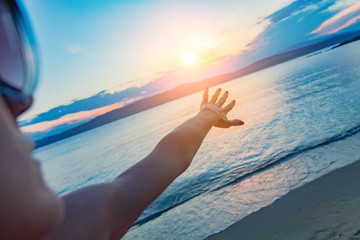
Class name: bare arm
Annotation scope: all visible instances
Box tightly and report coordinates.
[44,88,243,240]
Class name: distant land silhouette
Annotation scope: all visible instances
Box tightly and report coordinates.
[332,34,360,49]
[35,30,360,148]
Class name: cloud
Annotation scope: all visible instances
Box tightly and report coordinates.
[327,14,360,33]
[19,88,148,127]
[312,1,360,35]
[21,97,142,134]
[325,0,359,12]
[66,44,96,57]
[265,0,324,24]
[67,45,84,54]
[242,0,337,61]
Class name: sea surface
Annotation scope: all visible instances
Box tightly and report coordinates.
[34,41,360,239]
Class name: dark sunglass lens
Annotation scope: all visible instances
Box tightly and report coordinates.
[0,2,25,91]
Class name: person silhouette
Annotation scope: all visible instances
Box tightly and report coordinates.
[0,0,243,239]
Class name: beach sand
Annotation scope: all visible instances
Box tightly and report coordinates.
[208,159,360,240]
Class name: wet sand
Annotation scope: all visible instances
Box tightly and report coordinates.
[208,159,360,240]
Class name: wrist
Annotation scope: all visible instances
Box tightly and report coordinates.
[198,108,220,125]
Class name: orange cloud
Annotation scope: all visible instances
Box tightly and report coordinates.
[21,97,143,134]
[327,15,360,34]
[312,1,360,35]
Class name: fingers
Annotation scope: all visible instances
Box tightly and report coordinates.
[216,91,228,107]
[202,87,209,104]
[223,100,235,113]
[210,88,221,103]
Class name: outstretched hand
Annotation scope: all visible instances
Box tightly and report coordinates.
[200,87,244,128]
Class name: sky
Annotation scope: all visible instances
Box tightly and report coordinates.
[18,0,360,139]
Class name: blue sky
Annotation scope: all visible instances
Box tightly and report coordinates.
[18,0,360,138]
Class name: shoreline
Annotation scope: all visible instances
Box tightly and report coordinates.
[207,159,360,240]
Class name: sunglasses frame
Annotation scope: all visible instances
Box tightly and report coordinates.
[0,0,39,103]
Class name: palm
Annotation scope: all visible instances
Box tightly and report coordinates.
[200,88,244,128]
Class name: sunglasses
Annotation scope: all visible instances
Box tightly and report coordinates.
[0,0,38,115]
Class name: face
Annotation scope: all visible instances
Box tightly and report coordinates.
[3,94,33,119]
[0,2,64,237]
[0,93,64,239]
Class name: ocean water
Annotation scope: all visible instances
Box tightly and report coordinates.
[34,41,360,239]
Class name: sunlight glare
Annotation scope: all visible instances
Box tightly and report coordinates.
[182,52,198,65]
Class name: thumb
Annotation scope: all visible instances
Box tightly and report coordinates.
[229,119,244,126]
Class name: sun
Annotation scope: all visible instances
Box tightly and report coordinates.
[182,52,198,66]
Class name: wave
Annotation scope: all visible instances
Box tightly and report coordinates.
[133,124,360,227]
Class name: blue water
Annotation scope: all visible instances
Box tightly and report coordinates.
[33,41,360,239]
